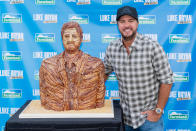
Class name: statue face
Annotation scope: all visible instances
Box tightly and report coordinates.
[63,28,81,53]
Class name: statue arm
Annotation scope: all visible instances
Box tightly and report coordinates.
[39,61,64,106]
[96,62,106,108]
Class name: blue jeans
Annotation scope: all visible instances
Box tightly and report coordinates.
[125,117,164,131]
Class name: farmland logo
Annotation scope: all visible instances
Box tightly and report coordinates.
[169,34,190,43]
[2,89,22,98]
[35,33,55,42]
[173,72,189,82]
[2,51,22,61]
[167,53,191,62]
[35,0,55,5]
[139,15,156,24]
[2,13,22,23]
[34,70,39,80]
[100,15,116,24]
[33,14,57,23]
[167,15,192,24]
[168,110,189,120]
[69,14,88,24]
[102,34,121,43]
[169,0,190,5]
[108,73,117,81]
[102,0,122,5]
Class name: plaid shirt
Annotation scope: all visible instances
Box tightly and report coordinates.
[104,33,173,128]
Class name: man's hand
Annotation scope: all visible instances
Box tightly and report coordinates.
[141,110,162,122]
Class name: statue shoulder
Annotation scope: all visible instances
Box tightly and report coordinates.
[84,54,104,69]
[40,53,62,70]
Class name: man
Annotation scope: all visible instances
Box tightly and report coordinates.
[39,21,105,111]
[104,6,173,131]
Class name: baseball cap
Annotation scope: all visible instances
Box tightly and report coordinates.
[116,6,138,21]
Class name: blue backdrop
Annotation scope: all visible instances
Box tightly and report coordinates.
[0,0,195,131]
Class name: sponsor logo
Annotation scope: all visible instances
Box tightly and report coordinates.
[99,52,105,60]
[34,70,39,80]
[0,107,19,116]
[2,89,22,98]
[169,91,191,101]
[168,110,189,120]
[0,0,24,4]
[0,107,9,114]
[0,70,23,79]
[110,90,119,97]
[2,51,22,61]
[77,0,90,5]
[1,126,5,131]
[142,34,158,41]
[108,73,117,81]
[100,15,116,24]
[134,0,158,5]
[83,33,90,42]
[9,108,19,116]
[2,13,22,23]
[102,34,120,43]
[0,32,9,39]
[167,15,192,24]
[105,90,109,97]
[33,14,57,23]
[66,0,76,2]
[33,89,40,96]
[169,34,190,43]
[10,32,24,41]
[10,0,24,4]
[167,53,191,62]
[0,32,24,41]
[166,129,191,131]
[35,0,55,5]
[173,72,189,82]
[169,0,190,5]
[139,15,156,24]
[35,33,55,42]
[33,52,57,59]
[69,14,89,24]
[102,0,122,5]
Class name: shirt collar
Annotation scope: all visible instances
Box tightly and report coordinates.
[62,50,83,65]
[118,33,143,50]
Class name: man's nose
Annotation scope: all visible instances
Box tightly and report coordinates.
[124,21,130,27]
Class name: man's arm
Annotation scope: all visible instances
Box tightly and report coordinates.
[142,42,174,121]
[156,83,172,112]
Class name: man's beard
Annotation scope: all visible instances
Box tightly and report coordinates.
[122,31,136,42]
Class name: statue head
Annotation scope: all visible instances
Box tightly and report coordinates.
[61,21,83,54]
